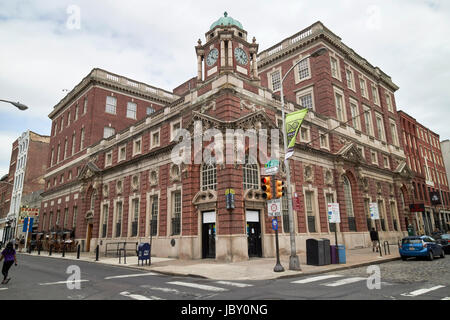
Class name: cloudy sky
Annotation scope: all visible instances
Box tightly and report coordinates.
[0,0,449,175]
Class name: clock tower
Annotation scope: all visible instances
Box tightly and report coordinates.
[195,12,260,84]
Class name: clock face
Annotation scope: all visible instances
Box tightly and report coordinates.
[206,48,219,67]
[234,47,248,65]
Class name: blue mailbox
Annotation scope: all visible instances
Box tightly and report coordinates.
[137,243,151,265]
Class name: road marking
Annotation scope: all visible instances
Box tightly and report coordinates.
[0,288,8,291]
[322,277,367,287]
[291,274,343,284]
[401,285,446,297]
[215,281,253,288]
[167,281,228,292]
[442,297,450,300]
[120,291,163,300]
[39,280,89,286]
[104,272,157,280]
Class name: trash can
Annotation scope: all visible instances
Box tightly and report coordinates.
[330,245,338,264]
[337,245,346,264]
[321,238,331,265]
[306,239,325,266]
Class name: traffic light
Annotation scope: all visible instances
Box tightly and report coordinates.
[275,180,285,198]
[261,176,272,200]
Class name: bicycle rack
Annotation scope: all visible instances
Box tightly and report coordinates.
[383,241,391,255]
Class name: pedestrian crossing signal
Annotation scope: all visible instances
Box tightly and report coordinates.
[261,176,272,200]
[275,180,285,198]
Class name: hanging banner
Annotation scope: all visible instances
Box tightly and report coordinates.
[285,108,309,160]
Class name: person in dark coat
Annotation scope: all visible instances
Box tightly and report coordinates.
[0,242,17,284]
[370,228,379,252]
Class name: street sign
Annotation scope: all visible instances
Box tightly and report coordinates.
[225,188,235,209]
[370,202,379,220]
[267,199,282,217]
[272,218,278,231]
[264,159,280,175]
[327,203,341,223]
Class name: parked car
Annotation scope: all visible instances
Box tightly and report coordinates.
[437,233,450,254]
[399,236,445,261]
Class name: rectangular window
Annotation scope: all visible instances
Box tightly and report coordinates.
[300,126,310,143]
[335,92,345,122]
[56,210,61,226]
[350,101,361,131]
[64,208,69,229]
[103,127,115,139]
[64,139,68,159]
[375,113,385,141]
[305,191,316,233]
[319,131,329,149]
[105,152,112,167]
[67,111,71,127]
[372,85,379,105]
[378,200,386,231]
[171,121,181,141]
[383,156,389,169]
[171,191,181,235]
[71,133,76,156]
[119,145,126,161]
[390,121,399,146]
[150,195,159,236]
[75,105,79,121]
[364,107,373,136]
[364,199,372,231]
[80,128,85,150]
[371,150,378,165]
[151,131,160,148]
[386,93,393,112]
[115,202,122,238]
[299,93,313,110]
[83,97,88,114]
[330,57,339,79]
[73,206,78,228]
[359,78,367,98]
[297,58,310,81]
[146,106,155,115]
[126,102,137,119]
[346,69,354,90]
[133,138,142,155]
[102,204,108,238]
[105,96,117,114]
[271,70,281,92]
[131,199,139,237]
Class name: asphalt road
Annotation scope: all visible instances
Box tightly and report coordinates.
[0,253,449,301]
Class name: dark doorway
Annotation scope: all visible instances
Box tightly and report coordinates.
[202,223,216,259]
[247,221,262,258]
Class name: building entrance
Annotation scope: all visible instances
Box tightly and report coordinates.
[246,210,262,258]
[202,211,216,259]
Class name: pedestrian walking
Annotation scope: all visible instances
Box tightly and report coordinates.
[1,242,17,284]
[370,227,379,252]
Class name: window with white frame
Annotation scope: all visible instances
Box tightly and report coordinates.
[72,206,77,228]
[80,128,85,150]
[83,97,88,114]
[371,84,379,105]
[270,69,281,92]
[385,92,393,112]
[334,90,346,122]
[300,126,311,143]
[151,130,160,148]
[171,191,181,235]
[133,137,142,156]
[126,102,137,119]
[305,191,317,233]
[349,99,361,131]
[119,145,126,162]
[202,159,217,191]
[359,77,368,98]
[330,56,339,79]
[296,57,310,82]
[243,155,259,190]
[375,113,386,141]
[150,195,159,236]
[71,133,76,156]
[171,119,182,141]
[130,198,139,237]
[296,87,314,110]
[102,204,108,238]
[146,106,155,115]
[371,150,378,165]
[106,96,117,114]
[345,68,355,90]
[75,105,79,121]
[363,106,373,136]
[319,131,329,149]
[390,120,399,146]
[115,201,123,237]
[383,155,390,169]
[105,151,112,167]
[103,126,115,139]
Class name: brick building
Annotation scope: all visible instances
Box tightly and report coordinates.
[2,131,50,243]
[39,15,411,260]
[399,111,450,234]
[0,174,12,243]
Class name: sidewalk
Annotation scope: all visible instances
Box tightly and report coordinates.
[22,246,399,281]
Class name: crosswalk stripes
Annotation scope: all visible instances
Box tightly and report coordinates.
[215,281,253,288]
[120,291,164,300]
[167,281,229,292]
[322,277,367,287]
[104,272,157,280]
[400,285,446,297]
[442,297,450,300]
[291,274,343,284]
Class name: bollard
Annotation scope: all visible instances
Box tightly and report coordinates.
[38,243,41,255]
[62,244,65,257]
[49,245,53,256]
[77,244,81,259]
[95,245,99,261]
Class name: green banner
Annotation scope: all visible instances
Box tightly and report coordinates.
[285,108,308,159]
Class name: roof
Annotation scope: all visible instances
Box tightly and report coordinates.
[210,12,243,30]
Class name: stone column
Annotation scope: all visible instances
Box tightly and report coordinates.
[227,40,233,67]
[197,55,202,81]
[220,40,226,67]
[252,53,258,78]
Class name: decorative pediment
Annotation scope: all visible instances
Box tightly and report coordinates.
[192,189,218,206]
[336,142,365,164]
[244,189,264,202]
[394,160,414,180]
[78,161,101,181]
[85,210,94,221]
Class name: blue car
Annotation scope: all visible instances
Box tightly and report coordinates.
[399,236,445,261]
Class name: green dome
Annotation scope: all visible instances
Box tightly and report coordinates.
[210,12,243,30]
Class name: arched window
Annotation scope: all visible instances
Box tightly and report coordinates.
[243,155,259,190]
[201,158,217,191]
[343,176,357,231]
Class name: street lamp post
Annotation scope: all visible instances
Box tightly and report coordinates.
[280,47,327,270]
[0,99,28,111]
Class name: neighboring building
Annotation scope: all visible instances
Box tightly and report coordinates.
[0,174,12,244]
[4,131,50,242]
[40,15,411,260]
[398,111,450,234]
[440,139,450,231]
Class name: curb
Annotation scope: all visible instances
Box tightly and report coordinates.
[19,252,400,281]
